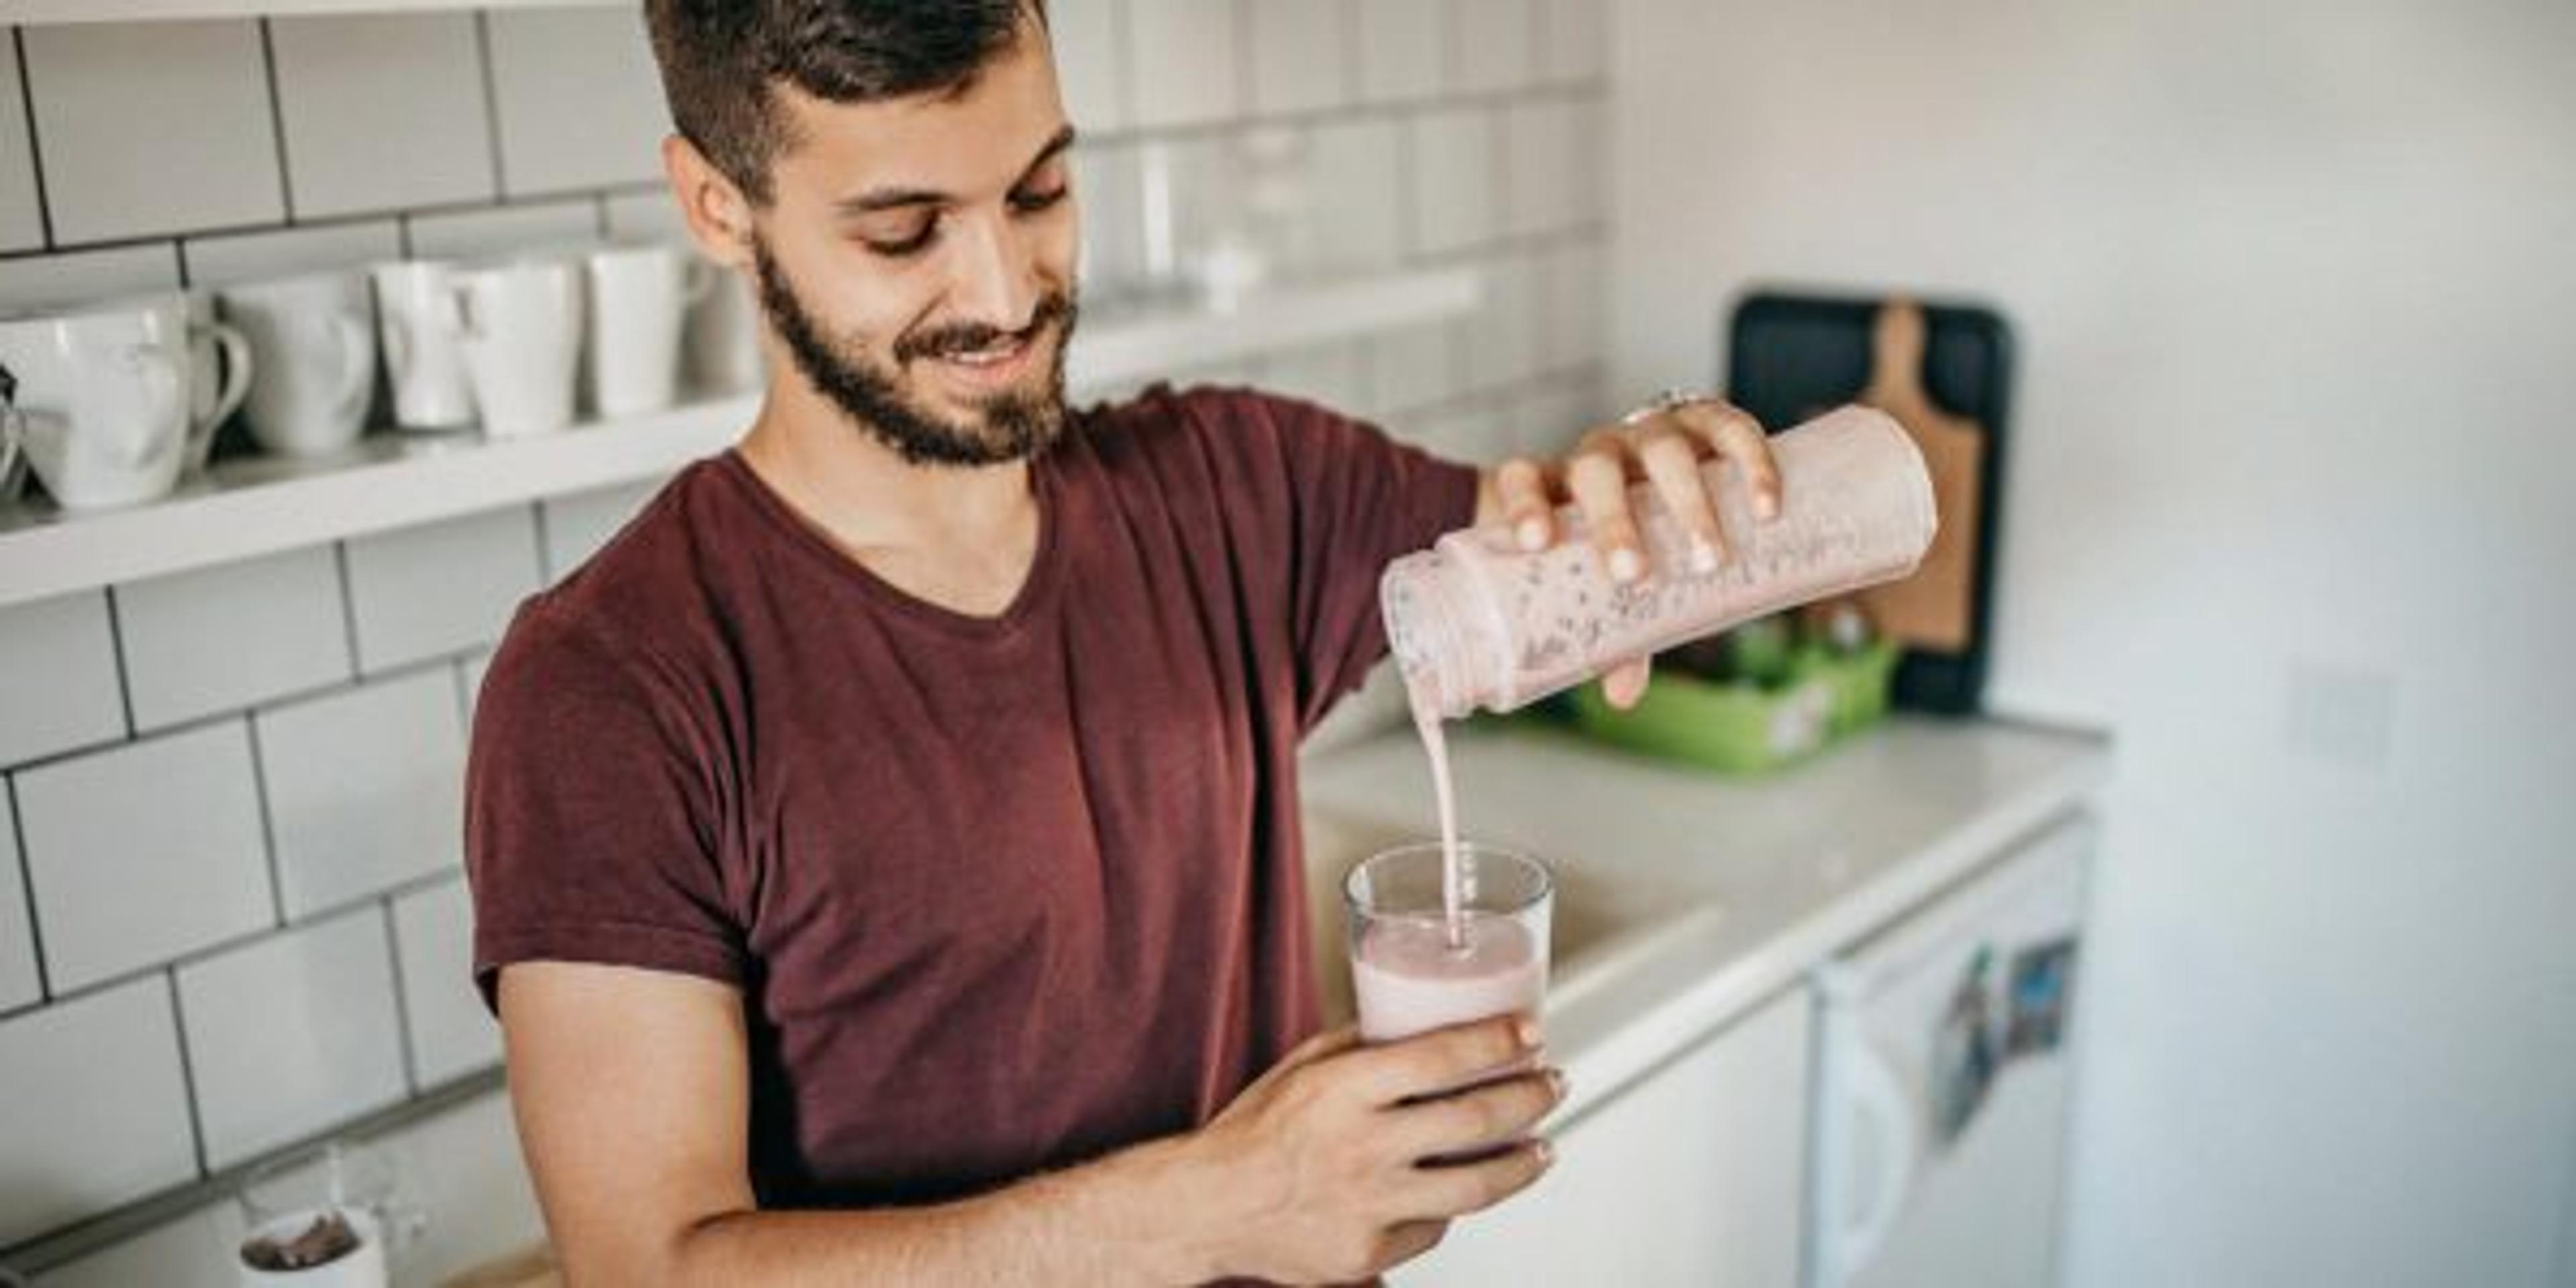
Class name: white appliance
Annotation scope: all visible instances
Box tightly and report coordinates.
[1806,813,2095,1288]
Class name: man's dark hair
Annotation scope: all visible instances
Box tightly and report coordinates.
[644,1,1048,205]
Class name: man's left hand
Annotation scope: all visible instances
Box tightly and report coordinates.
[1472,396,1785,710]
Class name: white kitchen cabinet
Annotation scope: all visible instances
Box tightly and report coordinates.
[1398,986,1812,1287]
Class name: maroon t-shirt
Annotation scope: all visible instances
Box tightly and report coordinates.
[464,384,1479,1210]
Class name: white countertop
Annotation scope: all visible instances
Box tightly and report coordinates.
[1297,714,2113,1122]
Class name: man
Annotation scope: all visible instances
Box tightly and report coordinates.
[465,2,1784,1283]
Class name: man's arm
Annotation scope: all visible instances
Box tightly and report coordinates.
[500,961,1562,1286]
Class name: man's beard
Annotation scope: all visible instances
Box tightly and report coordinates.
[751,237,1077,468]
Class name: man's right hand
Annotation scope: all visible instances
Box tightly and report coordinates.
[1181,1016,1565,1284]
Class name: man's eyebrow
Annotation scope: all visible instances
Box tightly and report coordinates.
[833,123,1079,215]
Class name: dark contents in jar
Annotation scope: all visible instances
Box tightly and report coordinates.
[241,1210,360,1271]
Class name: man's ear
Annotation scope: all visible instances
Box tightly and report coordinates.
[662,133,757,272]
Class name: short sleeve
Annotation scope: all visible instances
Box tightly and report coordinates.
[463,606,746,1014]
[1240,392,1481,730]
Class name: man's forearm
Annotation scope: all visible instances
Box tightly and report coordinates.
[661,1132,1224,1287]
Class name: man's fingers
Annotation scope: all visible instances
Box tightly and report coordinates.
[1403,1137,1556,1219]
[1561,443,1645,584]
[1677,402,1783,521]
[1603,657,1652,710]
[1491,456,1554,551]
[1375,1220,1450,1271]
[1635,427,1727,574]
[1344,1014,1542,1108]
[1383,1067,1564,1163]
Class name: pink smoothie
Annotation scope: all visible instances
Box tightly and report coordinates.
[1352,914,1547,1044]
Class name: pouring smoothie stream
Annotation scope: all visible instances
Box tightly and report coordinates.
[1358,405,1941,1037]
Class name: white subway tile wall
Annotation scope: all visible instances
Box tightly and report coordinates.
[19,22,283,244]
[600,189,686,243]
[15,723,273,994]
[1405,106,1501,256]
[1451,0,1540,96]
[268,15,498,220]
[484,9,667,197]
[1355,0,1445,105]
[182,219,404,291]
[1051,0,1128,132]
[116,547,353,733]
[402,197,600,262]
[1540,0,1608,85]
[392,876,498,1088]
[255,669,464,919]
[0,0,1608,1265]
[0,242,182,315]
[0,37,42,252]
[1248,0,1349,117]
[459,651,491,724]
[0,977,196,1247]
[25,1198,244,1288]
[175,907,407,1169]
[1124,0,1242,129]
[539,478,662,584]
[341,508,541,674]
[0,593,125,767]
[1301,119,1405,276]
[1503,99,1580,239]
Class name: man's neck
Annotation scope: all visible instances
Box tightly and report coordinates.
[735,372,1043,616]
[737,377,1034,551]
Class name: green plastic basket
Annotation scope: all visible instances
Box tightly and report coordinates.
[1569,638,1900,773]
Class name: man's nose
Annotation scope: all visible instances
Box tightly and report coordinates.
[945,211,1040,335]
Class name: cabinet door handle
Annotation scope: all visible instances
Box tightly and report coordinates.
[1838,1033,1918,1277]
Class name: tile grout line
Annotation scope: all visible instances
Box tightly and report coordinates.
[98,586,138,739]
[472,11,509,202]
[23,857,465,1020]
[241,713,287,929]
[330,540,364,679]
[0,646,484,781]
[449,655,475,732]
[5,772,52,1004]
[529,498,556,584]
[11,27,55,250]
[0,84,1611,265]
[381,898,421,1095]
[165,967,213,1179]
[255,19,297,226]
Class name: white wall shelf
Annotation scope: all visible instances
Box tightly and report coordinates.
[0,0,625,23]
[0,267,1479,609]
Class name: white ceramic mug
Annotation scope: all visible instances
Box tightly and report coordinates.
[233,1141,423,1288]
[583,242,714,418]
[219,270,378,459]
[0,294,251,511]
[370,260,477,431]
[448,258,584,439]
[686,262,764,395]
